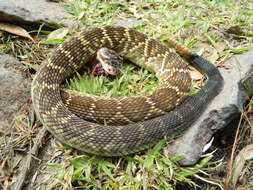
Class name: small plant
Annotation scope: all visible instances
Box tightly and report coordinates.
[48,140,219,189]
[66,64,159,98]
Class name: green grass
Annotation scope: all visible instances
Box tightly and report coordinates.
[36,0,253,189]
[43,0,253,189]
[0,0,251,189]
[63,0,253,98]
[67,64,158,98]
[48,140,220,190]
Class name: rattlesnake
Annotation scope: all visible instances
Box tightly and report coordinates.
[31,26,223,156]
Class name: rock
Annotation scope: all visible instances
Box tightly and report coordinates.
[166,50,253,166]
[0,55,31,130]
[0,0,78,29]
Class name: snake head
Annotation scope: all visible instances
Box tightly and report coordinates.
[96,47,123,76]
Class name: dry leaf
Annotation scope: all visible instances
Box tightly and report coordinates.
[47,28,69,41]
[226,25,245,36]
[128,7,144,19]
[78,11,85,20]
[216,41,227,53]
[230,144,253,187]
[0,23,34,41]
[247,104,253,113]
[217,61,232,70]
[195,42,219,63]
[189,66,204,89]
[189,67,203,81]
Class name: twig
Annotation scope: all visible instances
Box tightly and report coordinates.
[13,126,47,190]
[224,113,243,189]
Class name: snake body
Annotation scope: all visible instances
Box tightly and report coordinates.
[31,26,223,156]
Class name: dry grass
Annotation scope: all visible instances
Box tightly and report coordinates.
[0,0,252,189]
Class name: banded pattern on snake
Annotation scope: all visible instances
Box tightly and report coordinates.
[31,26,223,156]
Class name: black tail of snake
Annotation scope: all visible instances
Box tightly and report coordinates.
[31,26,223,156]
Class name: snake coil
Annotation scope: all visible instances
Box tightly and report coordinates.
[31,26,223,156]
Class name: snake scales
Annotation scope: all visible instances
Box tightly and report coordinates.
[31,26,223,156]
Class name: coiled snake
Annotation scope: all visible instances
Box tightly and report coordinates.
[31,26,223,156]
